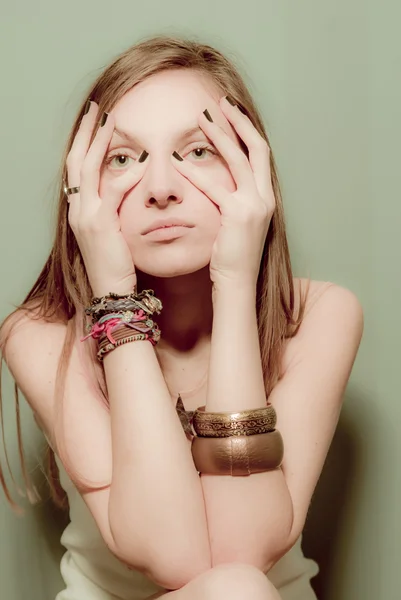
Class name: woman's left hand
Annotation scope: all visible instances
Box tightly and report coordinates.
[171,95,275,289]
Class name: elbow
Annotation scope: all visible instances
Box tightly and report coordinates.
[145,542,212,590]
[262,527,299,575]
[210,521,295,575]
[261,540,293,575]
[108,498,212,589]
[109,537,212,591]
[106,540,174,589]
[143,556,212,591]
[102,533,163,587]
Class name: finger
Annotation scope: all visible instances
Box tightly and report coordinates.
[100,151,150,218]
[79,109,115,218]
[198,110,257,193]
[65,100,100,222]
[171,152,231,212]
[219,96,272,202]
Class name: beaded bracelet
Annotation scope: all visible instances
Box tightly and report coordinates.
[85,289,163,324]
[82,288,163,360]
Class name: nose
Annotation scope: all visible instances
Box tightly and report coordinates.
[142,152,184,209]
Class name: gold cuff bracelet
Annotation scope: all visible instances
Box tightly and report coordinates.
[191,429,284,476]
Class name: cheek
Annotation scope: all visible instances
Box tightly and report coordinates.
[196,214,220,250]
[118,199,140,236]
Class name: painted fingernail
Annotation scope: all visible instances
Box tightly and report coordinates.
[100,112,108,127]
[203,109,213,123]
[225,95,246,114]
[84,99,91,115]
[225,95,237,106]
[172,151,183,161]
[138,150,149,163]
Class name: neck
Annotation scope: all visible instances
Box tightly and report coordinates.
[136,266,213,359]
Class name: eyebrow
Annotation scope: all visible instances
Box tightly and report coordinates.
[112,124,207,145]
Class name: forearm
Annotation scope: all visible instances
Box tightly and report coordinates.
[104,339,211,580]
[201,283,293,571]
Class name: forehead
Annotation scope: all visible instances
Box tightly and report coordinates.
[110,70,222,125]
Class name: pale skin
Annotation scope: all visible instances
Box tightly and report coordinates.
[4,69,364,599]
[146,563,282,599]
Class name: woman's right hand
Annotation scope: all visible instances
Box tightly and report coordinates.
[65,100,149,298]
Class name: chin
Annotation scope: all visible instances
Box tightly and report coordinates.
[136,255,211,279]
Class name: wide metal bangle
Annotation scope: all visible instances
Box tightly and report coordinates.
[191,429,284,476]
[192,404,277,438]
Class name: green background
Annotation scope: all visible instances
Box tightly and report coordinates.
[0,1,399,598]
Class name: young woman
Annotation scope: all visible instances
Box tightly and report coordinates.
[0,35,364,599]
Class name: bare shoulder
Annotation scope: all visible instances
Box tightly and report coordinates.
[2,307,68,352]
[2,308,68,366]
[293,277,363,317]
[2,309,69,436]
[284,278,364,370]
[293,277,334,315]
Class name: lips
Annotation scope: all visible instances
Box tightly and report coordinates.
[142,219,193,235]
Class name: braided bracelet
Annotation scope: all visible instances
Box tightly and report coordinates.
[82,288,163,360]
[98,320,160,346]
[97,329,160,361]
[85,289,163,323]
[82,309,156,344]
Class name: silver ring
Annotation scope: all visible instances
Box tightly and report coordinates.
[64,184,80,196]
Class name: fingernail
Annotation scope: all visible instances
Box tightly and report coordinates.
[203,109,213,123]
[84,99,91,115]
[138,150,149,163]
[225,95,246,114]
[226,96,238,107]
[172,151,183,161]
[100,112,108,127]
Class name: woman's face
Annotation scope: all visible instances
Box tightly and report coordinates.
[99,69,242,278]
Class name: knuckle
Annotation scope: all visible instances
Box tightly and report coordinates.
[66,149,81,168]
[66,149,75,163]
[258,137,270,152]
[257,204,270,219]
[66,162,82,186]
[65,156,75,173]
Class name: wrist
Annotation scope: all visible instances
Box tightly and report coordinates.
[91,283,138,299]
[212,278,257,303]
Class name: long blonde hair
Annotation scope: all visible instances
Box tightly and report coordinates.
[0,33,310,514]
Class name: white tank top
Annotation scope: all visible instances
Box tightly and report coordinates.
[50,450,319,600]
